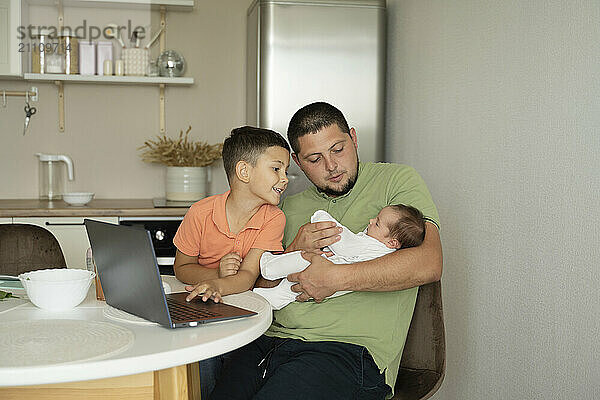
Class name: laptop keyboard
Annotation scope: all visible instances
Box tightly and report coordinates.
[166,298,221,321]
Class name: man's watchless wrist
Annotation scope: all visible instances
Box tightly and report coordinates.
[330,264,350,291]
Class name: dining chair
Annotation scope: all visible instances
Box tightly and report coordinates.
[0,224,66,276]
[393,280,446,400]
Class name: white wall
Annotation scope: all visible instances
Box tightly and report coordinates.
[386,0,600,398]
[0,0,252,199]
[2,0,599,396]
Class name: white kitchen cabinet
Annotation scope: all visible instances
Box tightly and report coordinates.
[0,0,23,76]
[13,216,118,269]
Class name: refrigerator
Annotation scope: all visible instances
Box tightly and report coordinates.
[246,0,386,196]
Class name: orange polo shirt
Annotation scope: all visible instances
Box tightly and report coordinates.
[173,191,285,269]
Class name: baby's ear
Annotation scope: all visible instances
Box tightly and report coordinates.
[387,238,401,249]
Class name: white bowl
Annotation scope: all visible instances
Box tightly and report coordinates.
[19,269,95,311]
[63,192,94,206]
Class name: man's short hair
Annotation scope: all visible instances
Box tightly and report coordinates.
[388,204,426,249]
[287,102,351,154]
[222,126,290,183]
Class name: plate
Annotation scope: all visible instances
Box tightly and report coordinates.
[0,280,23,290]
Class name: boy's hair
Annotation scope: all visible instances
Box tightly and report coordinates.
[222,126,290,183]
[287,102,351,154]
[387,204,426,249]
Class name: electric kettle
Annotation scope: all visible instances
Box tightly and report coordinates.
[35,153,74,200]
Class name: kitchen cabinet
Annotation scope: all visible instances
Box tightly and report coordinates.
[0,199,185,271]
[0,0,23,76]
[13,216,118,269]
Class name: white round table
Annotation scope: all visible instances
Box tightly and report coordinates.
[0,276,272,387]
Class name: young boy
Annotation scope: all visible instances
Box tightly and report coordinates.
[172,126,290,303]
[253,204,426,309]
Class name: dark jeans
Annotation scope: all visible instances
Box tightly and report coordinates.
[210,335,391,400]
[199,354,227,400]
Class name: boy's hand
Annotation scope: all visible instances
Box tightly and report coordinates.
[219,252,242,278]
[185,281,223,303]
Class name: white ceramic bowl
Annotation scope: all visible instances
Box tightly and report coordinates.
[62,192,94,206]
[19,269,95,311]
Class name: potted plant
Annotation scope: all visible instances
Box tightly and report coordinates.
[139,126,223,201]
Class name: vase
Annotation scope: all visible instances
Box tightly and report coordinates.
[165,166,210,201]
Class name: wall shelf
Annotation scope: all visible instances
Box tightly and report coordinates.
[25,0,194,11]
[15,2,194,133]
[24,73,194,85]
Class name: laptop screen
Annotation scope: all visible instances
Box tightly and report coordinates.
[85,219,172,327]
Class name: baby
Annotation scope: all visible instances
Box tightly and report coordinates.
[253,204,426,309]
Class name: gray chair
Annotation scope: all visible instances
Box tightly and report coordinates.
[0,224,66,276]
[393,280,446,400]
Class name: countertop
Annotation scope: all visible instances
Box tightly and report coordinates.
[0,199,189,218]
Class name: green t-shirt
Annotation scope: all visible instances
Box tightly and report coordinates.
[266,162,440,392]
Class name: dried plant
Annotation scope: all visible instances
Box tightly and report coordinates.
[138,126,223,167]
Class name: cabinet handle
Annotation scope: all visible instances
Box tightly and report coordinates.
[45,222,85,226]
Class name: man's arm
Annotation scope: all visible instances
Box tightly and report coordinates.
[173,250,219,284]
[185,248,264,301]
[254,219,341,288]
[288,222,443,302]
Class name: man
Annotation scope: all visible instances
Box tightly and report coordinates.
[210,102,442,400]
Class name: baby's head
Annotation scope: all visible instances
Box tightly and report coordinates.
[222,126,291,205]
[366,205,426,249]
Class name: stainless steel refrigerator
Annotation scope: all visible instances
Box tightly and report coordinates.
[246,0,386,196]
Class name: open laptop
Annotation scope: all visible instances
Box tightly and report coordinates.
[84,219,257,328]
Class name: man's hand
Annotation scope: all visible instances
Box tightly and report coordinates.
[286,221,342,254]
[219,252,242,278]
[288,252,339,302]
[185,280,222,303]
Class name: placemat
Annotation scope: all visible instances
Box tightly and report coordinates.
[0,319,134,366]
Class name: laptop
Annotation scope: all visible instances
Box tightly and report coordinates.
[84,219,257,328]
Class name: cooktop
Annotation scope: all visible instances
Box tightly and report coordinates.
[152,198,195,208]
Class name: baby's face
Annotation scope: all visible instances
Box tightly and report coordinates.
[366,207,397,245]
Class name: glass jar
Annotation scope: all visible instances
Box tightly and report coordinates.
[45,53,65,73]
[147,59,159,77]
[58,31,79,74]
[31,29,57,74]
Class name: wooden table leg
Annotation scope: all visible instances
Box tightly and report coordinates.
[186,362,202,400]
[0,363,200,400]
[0,371,154,399]
[154,364,192,400]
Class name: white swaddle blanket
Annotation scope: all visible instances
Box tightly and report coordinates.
[253,210,395,310]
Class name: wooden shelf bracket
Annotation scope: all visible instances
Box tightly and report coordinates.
[159,6,167,133]
[56,81,65,132]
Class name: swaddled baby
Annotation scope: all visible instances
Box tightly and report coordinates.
[254,204,426,309]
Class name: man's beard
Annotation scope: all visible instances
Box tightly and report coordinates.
[317,167,359,197]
